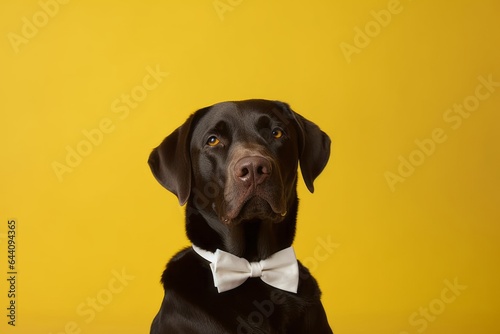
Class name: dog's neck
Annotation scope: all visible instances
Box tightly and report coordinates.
[186,197,298,262]
[225,218,293,261]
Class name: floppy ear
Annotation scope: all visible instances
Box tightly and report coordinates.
[286,106,331,193]
[148,114,195,206]
[296,113,331,192]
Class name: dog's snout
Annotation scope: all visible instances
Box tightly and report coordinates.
[234,156,272,185]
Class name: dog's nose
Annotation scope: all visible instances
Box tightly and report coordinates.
[234,156,272,185]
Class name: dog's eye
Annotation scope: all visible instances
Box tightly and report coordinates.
[207,136,220,147]
[272,128,284,139]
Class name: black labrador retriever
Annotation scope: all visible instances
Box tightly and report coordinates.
[148,99,333,333]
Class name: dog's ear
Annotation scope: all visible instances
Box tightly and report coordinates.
[277,102,331,193]
[148,114,196,206]
[295,113,331,193]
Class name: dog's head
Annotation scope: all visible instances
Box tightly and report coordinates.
[149,100,330,257]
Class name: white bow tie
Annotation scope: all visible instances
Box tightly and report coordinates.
[192,245,299,294]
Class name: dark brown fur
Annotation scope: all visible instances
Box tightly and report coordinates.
[149,99,333,333]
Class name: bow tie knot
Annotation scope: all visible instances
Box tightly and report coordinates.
[250,262,263,277]
[192,245,299,294]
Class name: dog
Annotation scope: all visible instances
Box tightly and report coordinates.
[148,99,333,333]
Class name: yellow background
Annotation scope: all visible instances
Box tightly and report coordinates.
[1,0,499,333]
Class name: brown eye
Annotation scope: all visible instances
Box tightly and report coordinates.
[272,128,283,139]
[207,136,220,146]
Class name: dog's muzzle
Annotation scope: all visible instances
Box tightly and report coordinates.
[220,154,287,224]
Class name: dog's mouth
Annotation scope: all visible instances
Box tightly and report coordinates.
[219,190,287,225]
